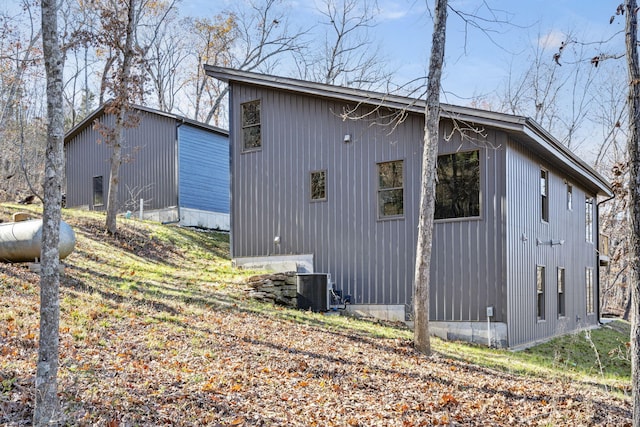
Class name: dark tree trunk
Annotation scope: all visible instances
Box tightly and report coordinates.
[413,0,448,355]
[105,0,136,234]
[625,2,640,426]
[33,0,65,424]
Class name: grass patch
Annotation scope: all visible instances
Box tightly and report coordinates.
[521,322,630,382]
[436,321,630,393]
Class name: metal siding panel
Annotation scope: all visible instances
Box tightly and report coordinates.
[119,111,176,212]
[177,125,229,213]
[232,84,420,307]
[506,140,599,347]
[429,123,506,323]
[65,115,116,211]
[231,83,513,320]
[65,110,178,213]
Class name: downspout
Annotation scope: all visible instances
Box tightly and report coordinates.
[228,85,234,259]
[167,119,185,225]
[596,194,615,324]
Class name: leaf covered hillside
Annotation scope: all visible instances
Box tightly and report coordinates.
[0,204,632,426]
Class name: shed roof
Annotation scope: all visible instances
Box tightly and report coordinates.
[64,103,228,143]
[205,65,612,198]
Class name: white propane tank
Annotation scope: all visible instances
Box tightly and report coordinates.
[0,219,76,263]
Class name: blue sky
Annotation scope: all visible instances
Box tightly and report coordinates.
[181,0,626,103]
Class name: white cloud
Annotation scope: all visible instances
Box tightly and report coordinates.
[537,30,567,49]
[378,2,420,22]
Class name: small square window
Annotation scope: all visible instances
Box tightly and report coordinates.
[93,176,104,207]
[377,160,404,218]
[310,170,326,201]
[241,100,261,151]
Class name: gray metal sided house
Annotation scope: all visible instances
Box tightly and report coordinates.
[205,65,612,348]
[64,104,230,230]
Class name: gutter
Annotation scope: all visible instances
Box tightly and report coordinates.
[596,194,616,324]
[175,118,185,224]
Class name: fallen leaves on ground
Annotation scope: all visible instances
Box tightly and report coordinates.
[0,211,632,426]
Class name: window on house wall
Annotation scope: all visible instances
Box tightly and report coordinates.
[241,100,261,151]
[586,267,594,314]
[540,169,549,222]
[567,183,573,210]
[435,150,480,220]
[557,267,565,318]
[537,265,545,321]
[585,197,593,242]
[310,170,326,201]
[377,160,404,218]
[93,176,104,207]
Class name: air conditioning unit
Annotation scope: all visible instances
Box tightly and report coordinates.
[296,273,330,312]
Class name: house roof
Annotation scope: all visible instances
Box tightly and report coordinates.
[64,103,228,143]
[204,65,612,198]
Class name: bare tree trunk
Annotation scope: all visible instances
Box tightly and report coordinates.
[33,0,64,424]
[105,0,136,234]
[413,0,448,355]
[626,2,640,426]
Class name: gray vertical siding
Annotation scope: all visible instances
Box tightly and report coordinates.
[506,140,600,347]
[230,84,507,320]
[65,110,178,213]
[430,123,507,323]
[178,124,230,213]
[231,85,418,306]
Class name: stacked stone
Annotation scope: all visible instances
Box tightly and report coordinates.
[244,272,298,307]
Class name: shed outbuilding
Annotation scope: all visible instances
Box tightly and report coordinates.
[64,104,230,230]
[206,66,612,348]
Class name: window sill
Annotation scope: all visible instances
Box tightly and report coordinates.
[434,215,482,224]
[377,215,405,222]
[241,148,262,154]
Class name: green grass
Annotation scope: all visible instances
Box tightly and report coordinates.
[436,320,630,392]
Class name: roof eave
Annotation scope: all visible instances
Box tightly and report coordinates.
[522,120,613,197]
[205,64,612,197]
[64,102,228,144]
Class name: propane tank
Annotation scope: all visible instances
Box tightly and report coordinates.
[0,219,76,263]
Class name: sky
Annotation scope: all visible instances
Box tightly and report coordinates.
[179,0,626,104]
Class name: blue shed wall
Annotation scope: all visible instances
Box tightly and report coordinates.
[178,124,230,214]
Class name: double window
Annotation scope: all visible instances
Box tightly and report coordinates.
[377,160,404,218]
[435,150,480,220]
[241,100,261,151]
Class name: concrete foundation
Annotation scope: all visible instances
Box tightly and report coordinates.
[428,320,508,348]
[233,254,314,273]
[345,304,407,322]
[179,207,230,231]
[130,206,230,231]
